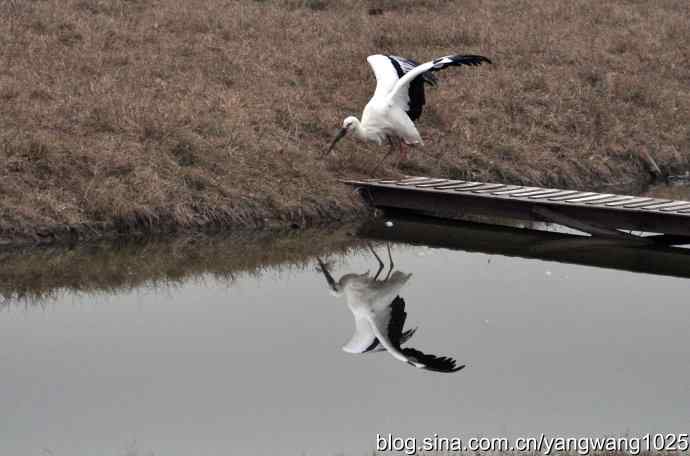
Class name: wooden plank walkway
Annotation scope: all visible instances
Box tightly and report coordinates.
[344,176,690,240]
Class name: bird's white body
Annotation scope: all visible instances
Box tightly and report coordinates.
[347,55,425,146]
[357,102,422,146]
[326,53,491,157]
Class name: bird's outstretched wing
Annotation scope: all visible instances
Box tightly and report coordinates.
[366,296,464,373]
[367,55,438,121]
[387,55,438,87]
[387,56,438,121]
[388,53,491,122]
[367,55,400,100]
[364,296,417,353]
[367,55,439,122]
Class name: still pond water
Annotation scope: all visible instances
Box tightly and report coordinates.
[1,187,690,456]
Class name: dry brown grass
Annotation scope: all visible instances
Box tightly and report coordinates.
[1,0,689,244]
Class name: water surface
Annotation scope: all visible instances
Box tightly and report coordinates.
[2,204,690,456]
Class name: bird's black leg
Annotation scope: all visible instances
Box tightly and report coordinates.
[385,243,394,280]
[368,242,384,281]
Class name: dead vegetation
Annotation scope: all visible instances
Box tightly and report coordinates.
[1,0,689,244]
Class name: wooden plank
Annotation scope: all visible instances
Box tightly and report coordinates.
[469,184,506,192]
[493,187,537,195]
[548,192,597,201]
[504,187,552,197]
[486,185,524,194]
[434,182,481,190]
[587,195,632,205]
[564,194,616,203]
[605,196,643,206]
[473,184,510,193]
[343,176,690,237]
[624,199,670,209]
[646,201,690,211]
[661,203,690,212]
[414,179,450,187]
[514,189,563,198]
[396,177,431,184]
[616,197,653,207]
[530,190,579,199]
[397,177,439,185]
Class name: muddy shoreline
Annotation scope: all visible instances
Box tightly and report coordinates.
[0,166,680,250]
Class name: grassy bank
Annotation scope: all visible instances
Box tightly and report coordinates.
[1,0,689,245]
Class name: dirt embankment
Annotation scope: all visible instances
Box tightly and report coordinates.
[1,0,688,246]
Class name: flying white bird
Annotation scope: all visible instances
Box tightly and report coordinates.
[316,246,464,373]
[324,53,491,160]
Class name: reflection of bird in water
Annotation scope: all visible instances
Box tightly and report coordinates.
[317,244,464,373]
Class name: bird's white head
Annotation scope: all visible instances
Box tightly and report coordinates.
[323,116,360,157]
[342,116,359,131]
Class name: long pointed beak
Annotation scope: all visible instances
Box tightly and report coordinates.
[316,257,339,292]
[322,128,347,157]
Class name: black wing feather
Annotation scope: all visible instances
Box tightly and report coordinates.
[355,293,465,373]
[386,54,490,122]
[388,56,438,86]
[362,327,417,354]
[387,295,407,346]
[387,55,437,122]
[388,297,463,373]
[390,295,465,373]
[430,54,492,72]
[363,338,380,353]
[402,348,466,373]
[362,295,417,354]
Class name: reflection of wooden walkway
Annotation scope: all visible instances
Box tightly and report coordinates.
[344,176,690,243]
[359,215,690,280]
